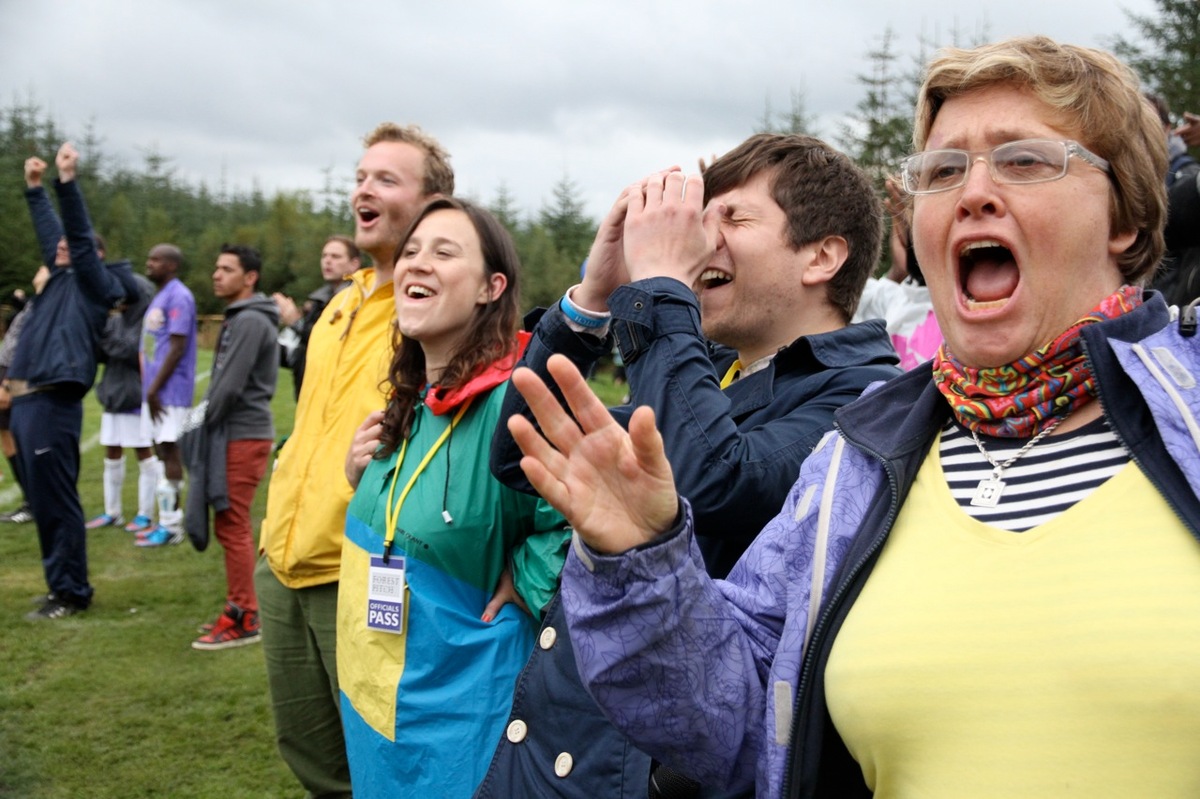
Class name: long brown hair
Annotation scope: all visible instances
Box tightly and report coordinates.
[377,197,522,457]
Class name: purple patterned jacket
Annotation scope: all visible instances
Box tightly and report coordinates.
[562,294,1200,798]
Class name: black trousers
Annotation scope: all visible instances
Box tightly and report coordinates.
[12,390,90,607]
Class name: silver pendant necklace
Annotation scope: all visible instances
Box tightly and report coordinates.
[968,415,1066,508]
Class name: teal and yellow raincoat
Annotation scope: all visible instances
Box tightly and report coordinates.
[337,337,568,797]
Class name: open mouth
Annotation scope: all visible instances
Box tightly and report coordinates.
[697,268,732,291]
[405,285,435,299]
[357,207,379,225]
[960,240,1018,311]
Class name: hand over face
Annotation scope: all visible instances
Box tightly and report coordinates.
[574,187,636,312]
[623,170,721,289]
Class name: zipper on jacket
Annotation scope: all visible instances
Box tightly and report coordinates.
[1085,337,1200,545]
[781,427,902,799]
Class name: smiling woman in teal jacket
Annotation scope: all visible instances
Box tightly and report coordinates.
[339,197,568,798]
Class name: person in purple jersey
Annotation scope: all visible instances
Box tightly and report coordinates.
[135,244,198,547]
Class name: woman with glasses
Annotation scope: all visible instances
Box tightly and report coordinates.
[504,36,1200,798]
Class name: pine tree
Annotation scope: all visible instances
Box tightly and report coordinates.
[754,88,816,136]
[1111,0,1200,128]
[838,27,912,188]
[489,182,523,237]
[1113,0,1200,116]
[538,174,594,269]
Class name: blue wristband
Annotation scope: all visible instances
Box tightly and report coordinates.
[559,294,609,329]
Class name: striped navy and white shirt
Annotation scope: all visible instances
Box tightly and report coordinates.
[939,416,1129,532]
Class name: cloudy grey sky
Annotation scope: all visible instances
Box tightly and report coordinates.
[1,1,1158,221]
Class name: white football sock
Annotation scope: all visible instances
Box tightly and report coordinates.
[103,457,125,518]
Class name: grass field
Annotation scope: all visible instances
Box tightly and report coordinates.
[0,350,628,798]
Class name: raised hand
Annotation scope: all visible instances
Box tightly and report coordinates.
[345,410,386,489]
[883,175,910,282]
[623,170,721,288]
[1176,111,1200,149]
[508,355,678,555]
[572,187,634,313]
[56,142,78,183]
[32,266,50,294]
[24,156,47,188]
[272,292,301,326]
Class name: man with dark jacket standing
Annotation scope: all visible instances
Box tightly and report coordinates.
[273,234,359,399]
[187,244,278,650]
[479,134,901,798]
[87,268,157,531]
[11,142,134,620]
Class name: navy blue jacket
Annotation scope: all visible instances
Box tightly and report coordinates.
[492,278,902,576]
[12,180,130,393]
[479,278,900,797]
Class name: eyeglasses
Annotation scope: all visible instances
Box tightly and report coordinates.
[899,138,1111,195]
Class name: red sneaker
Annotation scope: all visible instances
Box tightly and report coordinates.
[191,604,261,651]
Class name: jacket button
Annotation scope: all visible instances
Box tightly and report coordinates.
[633,301,644,310]
[554,752,574,777]
[506,719,528,743]
[539,626,558,650]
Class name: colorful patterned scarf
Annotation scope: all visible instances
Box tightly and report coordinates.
[933,286,1142,438]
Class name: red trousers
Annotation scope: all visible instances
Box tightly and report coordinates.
[214,439,273,612]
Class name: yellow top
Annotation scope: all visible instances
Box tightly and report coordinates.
[260,268,396,588]
[825,434,1200,798]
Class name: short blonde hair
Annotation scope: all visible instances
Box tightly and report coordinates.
[914,36,1166,283]
[363,122,455,198]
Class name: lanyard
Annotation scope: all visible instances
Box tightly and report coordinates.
[381,398,472,562]
[719,359,743,389]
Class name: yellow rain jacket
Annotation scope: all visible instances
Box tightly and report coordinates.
[260,267,395,588]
